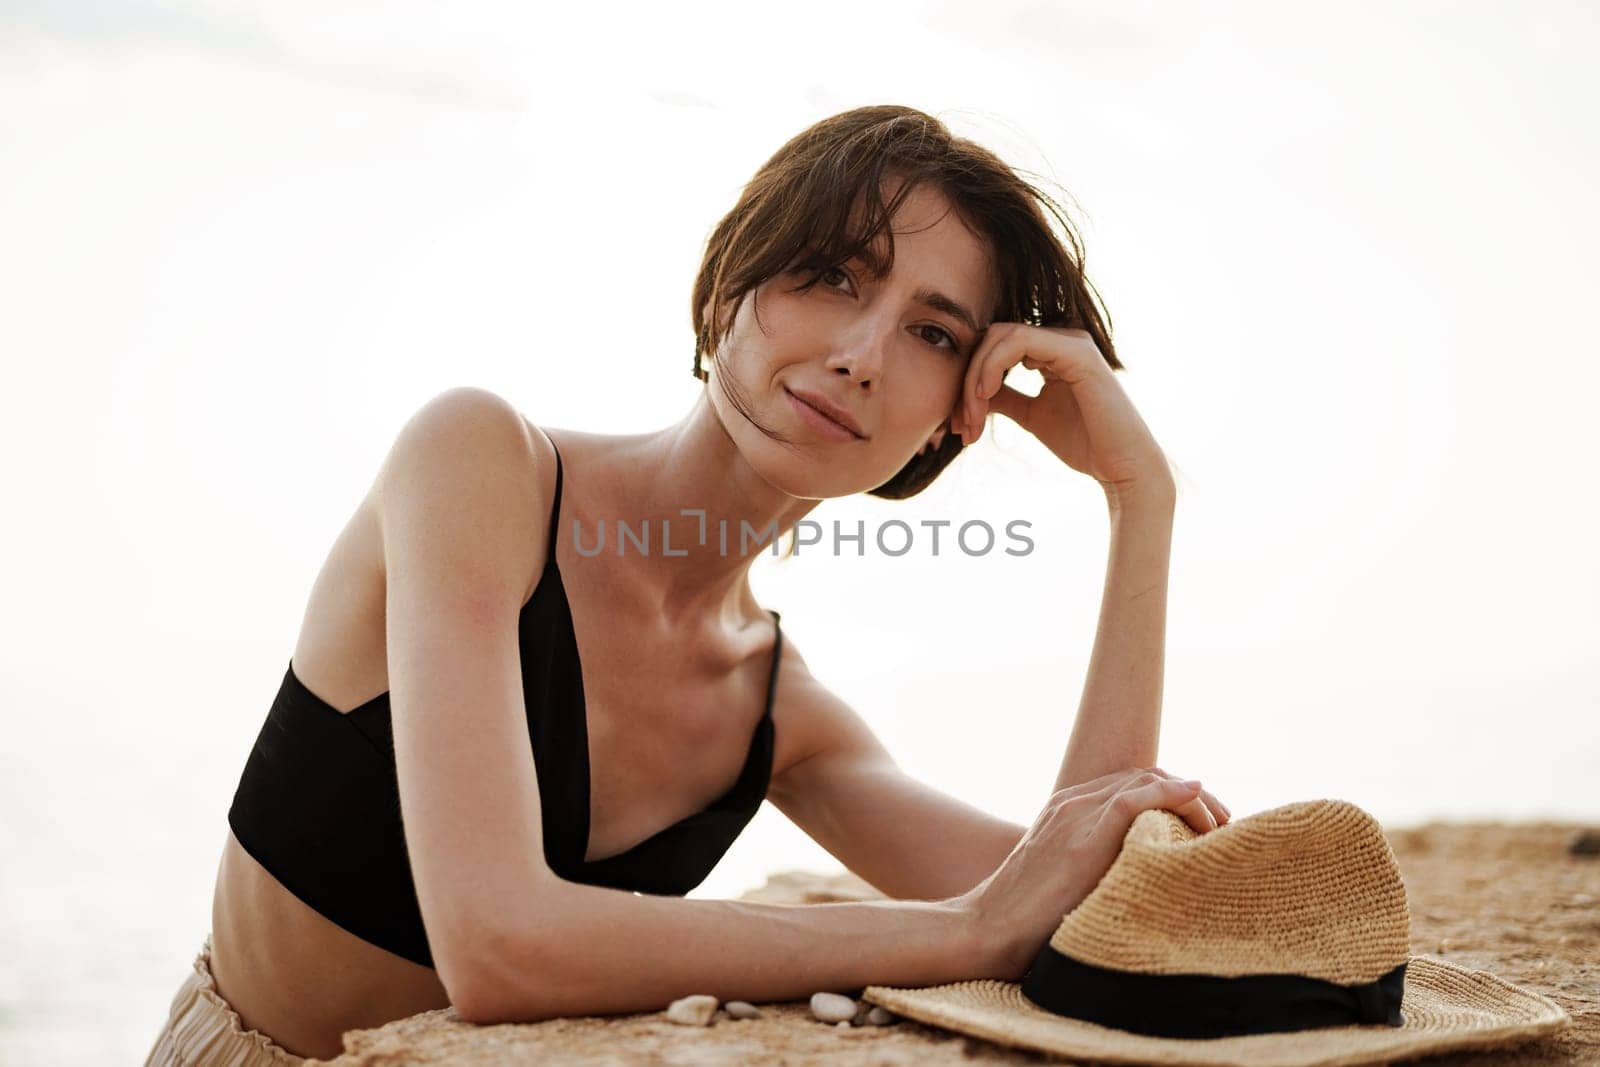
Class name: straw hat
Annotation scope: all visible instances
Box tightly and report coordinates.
[863,798,1569,1067]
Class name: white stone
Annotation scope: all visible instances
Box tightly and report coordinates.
[666,994,719,1026]
[836,1020,851,1030]
[866,1006,895,1025]
[810,991,857,1023]
[724,1000,763,1020]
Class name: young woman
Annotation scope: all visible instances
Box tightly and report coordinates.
[145,104,1229,1065]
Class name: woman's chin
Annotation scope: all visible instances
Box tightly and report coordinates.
[763,451,904,500]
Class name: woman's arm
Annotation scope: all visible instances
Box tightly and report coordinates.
[464,882,975,1023]
[765,641,1027,902]
[1054,488,1177,794]
[953,325,1224,821]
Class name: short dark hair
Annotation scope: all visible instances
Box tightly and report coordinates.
[691,104,1121,500]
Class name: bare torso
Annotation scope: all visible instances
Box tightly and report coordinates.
[209,423,803,1060]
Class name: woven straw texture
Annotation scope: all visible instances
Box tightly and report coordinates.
[862,956,1571,1067]
[861,798,1572,1066]
[1051,799,1409,984]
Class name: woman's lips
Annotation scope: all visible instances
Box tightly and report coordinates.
[786,388,860,441]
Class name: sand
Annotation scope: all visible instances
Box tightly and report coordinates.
[306,821,1599,1066]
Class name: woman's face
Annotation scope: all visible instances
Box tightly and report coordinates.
[708,179,997,497]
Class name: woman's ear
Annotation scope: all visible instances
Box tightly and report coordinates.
[695,297,722,381]
[694,297,716,380]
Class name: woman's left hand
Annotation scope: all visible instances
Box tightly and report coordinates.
[953,323,1173,501]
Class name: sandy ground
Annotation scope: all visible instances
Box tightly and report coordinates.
[307,821,1599,1066]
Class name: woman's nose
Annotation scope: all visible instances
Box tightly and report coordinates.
[824,321,893,387]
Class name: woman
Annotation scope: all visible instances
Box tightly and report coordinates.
[145,104,1229,1065]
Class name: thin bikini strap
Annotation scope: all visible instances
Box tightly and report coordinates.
[545,437,564,555]
[761,609,783,718]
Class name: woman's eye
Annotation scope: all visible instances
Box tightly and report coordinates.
[809,264,958,354]
[917,325,959,352]
[819,265,853,293]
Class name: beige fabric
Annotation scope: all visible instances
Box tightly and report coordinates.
[143,934,307,1067]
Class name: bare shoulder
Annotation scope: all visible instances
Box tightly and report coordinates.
[373,386,556,606]
[768,630,896,803]
[377,387,541,486]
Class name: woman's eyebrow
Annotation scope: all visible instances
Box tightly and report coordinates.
[912,287,981,335]
[845,252,985,335]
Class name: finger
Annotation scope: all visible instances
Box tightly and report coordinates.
[977,336,1025,400]
[1140,770,1224,831]
[958,335,988,439]
[982,327,1097,394]
[1164,773,1229,825]
[1174,794,1218,834]
[966,334,1015,439]
[1143,771,1227,829]
[969,328,1104,442]
[1093,777,1205,838]
[961,323,1018,439]
[970,367,1027,445]
[983,382,1031,427]
[1062,768,1180,816]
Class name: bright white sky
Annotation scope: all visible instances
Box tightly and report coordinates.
[1,9,1597,1047]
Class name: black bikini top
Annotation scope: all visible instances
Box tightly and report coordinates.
[227,438,783,968]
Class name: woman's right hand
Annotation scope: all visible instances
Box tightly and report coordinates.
[952,768,1221,982]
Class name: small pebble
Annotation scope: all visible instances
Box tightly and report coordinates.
[1567,829,1600,856]
[836,1020,851,1030]
[666,994,719,1026]
[866,1006,896,1026]
[724,1000,762,1020]
[810,991,857,1023]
